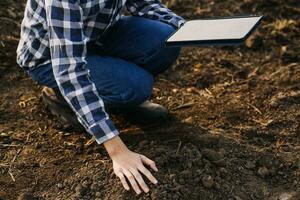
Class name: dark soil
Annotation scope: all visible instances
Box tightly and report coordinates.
[1,0,300,199]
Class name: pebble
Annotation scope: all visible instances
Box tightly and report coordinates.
[201,149,224,162]
[172,88,178,93]
[245,161,256,169]
[150,189,159,199]
[95,192,101,198]
[0,132,10,137]
[57,183,63,189]
[75,184,86,196]
[182,117,193,123]
[186,87,193,93]
[82,180,91,188]
[256,154,279,176]
[178,178,185,184]
[197,134,220,148]
[202,175,214,189]
[218,167,229,179]
[214,182,221,190]
[270,192,297,200]
[257,166,271,178]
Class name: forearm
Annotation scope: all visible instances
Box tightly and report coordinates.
[104,136,129,157]
[126,0,185,28]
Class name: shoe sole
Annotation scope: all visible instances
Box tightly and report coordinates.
[42,88,84,131]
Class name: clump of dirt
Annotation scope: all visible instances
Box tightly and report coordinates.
[1,0,300,200]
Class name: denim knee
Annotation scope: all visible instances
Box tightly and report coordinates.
[119,72,154,106]
[141,42,181,76]
[160,46,181,67]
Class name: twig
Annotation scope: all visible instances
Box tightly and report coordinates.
[7,132,31,182]
[10,149,22,166]
[8,170,15,182]
[7,148,22,182]
[84,137,95,147]
[246,102,263,115]
[0,144,21,147]
[175,141,182,155]
[172,102,194,110]
[120,127,144,135]
[205,88,213,96]
[0,40,5,47]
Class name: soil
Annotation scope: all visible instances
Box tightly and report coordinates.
[1,0,300,199]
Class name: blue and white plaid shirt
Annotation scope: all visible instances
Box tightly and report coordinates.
[17,0,185,144]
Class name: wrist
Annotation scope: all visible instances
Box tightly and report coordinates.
[103,136,129,158]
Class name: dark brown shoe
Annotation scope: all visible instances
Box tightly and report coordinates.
[121,100,169,121]
[42,87,83,130]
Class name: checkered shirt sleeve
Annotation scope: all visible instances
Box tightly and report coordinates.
[45,0,119,144]
[125,0,186,28]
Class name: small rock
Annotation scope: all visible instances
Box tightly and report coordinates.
[95,192,101,198]
[257,166,271,178]
[202,175,214,189]
[201,149,224,162]
[269,192,298,200]
[172,88,178,93]
[150,189,159,199]
[186,87,193,93]
[256,154,280,176]
[245,161,256,169]
[182,117,193,123]
[218,167,229,179]
[57,183,63,189]
[196,134,220,148]
[178,178,185,184]
[75,184,86,196]
[214,182,221,190]
[82,180,91,188]
[169,173,176,179]
[0,132,10,137]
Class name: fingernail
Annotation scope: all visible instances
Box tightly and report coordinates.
[137,190,141,195]
[154,179,158,184]
[145,188,149,193]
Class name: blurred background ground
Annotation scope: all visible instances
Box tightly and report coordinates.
[0,0,299,199]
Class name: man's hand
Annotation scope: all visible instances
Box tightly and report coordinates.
[104,136,158,194]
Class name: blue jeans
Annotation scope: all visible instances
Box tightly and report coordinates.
[28,16,181,107]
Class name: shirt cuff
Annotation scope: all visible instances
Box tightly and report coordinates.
[88,118,119,144]
[169,16,186,29]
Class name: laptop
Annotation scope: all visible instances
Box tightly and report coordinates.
[165,15,263,47]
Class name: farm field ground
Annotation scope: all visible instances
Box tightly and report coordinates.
[0,0,299,199]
